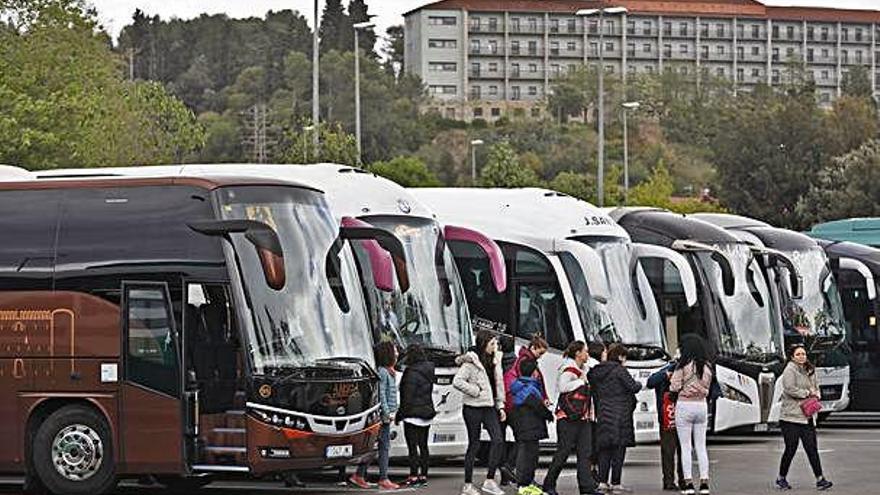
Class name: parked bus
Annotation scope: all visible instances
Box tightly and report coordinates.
[815,240,880,411]
[692,213,863,419]
[810,218,880,247]
[413,189,697,443]
[0,171,408,494]
[608,208,781,432]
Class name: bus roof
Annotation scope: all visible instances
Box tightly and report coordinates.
[691,213,818,252]
[608,207,740,247]
[808,218,880,247]
[412,188,630,251]
[818,239,880,275]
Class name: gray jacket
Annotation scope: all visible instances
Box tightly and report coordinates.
[780,361,820,424]
[453,350,505,410]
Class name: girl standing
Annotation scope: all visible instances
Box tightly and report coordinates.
[670,335,713,495]
[453,330,506,495]
[397,344,436,487]
[775,344,833,491]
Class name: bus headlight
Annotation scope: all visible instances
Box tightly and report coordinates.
[721,383,752,404]
[249,407,312,432]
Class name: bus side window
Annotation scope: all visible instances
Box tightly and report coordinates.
[513,247,573,350]
[448,240,508,328]
[125,284,180,397]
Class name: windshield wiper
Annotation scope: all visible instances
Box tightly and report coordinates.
[622,343,670,360]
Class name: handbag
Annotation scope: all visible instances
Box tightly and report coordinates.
[660,391,677,431]
[800,396,823,417]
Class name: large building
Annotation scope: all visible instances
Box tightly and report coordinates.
[403,0,880,120]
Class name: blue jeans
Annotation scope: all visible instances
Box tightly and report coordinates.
[358,422,391,480]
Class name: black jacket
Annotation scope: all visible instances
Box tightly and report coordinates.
[397,359,436,422]
[510,393,553,441]
[646,361,677,423]
[588,360,643,449]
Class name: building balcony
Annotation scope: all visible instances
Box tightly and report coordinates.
[509,24,545,34]
[470,70,504,79]
[702,30,733,40]
[469,23,503,34]
[470,46,501,56]
[705,52,733,61]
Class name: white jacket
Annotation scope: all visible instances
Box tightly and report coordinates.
[557,357,589,395]
[453,350,505,409]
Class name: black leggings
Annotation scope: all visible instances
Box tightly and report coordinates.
[404,423,430,477]
[463,406,503,484]
[598,445,627,486]
[779,420,823,479]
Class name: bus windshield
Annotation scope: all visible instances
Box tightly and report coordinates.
[784,248,846,339]
[358,215,471,354]
[561,239,664,351]
[217,186,374,374]
[697,244,782,361]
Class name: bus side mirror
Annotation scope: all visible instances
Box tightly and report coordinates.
[766,251,803,300]
[839,257,877,301]
[189,219,286,290]
[444,225,507,292]
[632,243,698,307]
[711,251,736,296]
[340,224,410,293]
[340,217,395,292]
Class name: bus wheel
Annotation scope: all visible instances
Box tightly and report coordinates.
[32,405,117,495]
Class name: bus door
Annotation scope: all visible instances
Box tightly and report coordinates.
[120,282,183,473]
[181,282,245,470]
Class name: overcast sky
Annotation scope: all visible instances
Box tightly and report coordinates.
[89,0,880,44]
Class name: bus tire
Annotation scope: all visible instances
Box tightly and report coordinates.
[32,405,117,495]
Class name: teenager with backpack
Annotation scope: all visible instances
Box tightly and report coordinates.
[396,344,436,488]
[590,343,643,494]
[540,341,602,495]
[647,358,685,491]
[510,358,553,495]
[775,344,833,491]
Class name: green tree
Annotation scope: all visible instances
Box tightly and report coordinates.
[384,25,404,75]
[842,65,873,99]
[348,0,376,56]
[368,156,441,187]
[277,122,357,165]
[797,139,880,223]
[549,171,594,201]
[479,142,542,188]
[320,0,350,54]
[823,95,878,157]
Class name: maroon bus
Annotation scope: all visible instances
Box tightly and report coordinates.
[0,173,407,494]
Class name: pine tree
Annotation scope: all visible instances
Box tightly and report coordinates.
[320,0,351,54]
[348,0,376,58]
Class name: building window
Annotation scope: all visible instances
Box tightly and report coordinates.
[772,69,780,83]
[529,17,538,32]
[429,85,457,95]
[511,63,520,77]
[716,23,725,37]
[737,68,744,81]
[550,41,560,56]
[856,51,863,64]
[488,17,498,31]
[716,67,725,77]
[856,28,864,42]
[786,47,795,59]
[469,17,481,31]
[511,40,520,55]
[470,62,480,76]
[807,26,814,40]
[737,24,744,38]
[772,25,779,38]
[491,107,501,117]
[474,107,484,117]
[701,23,709,37]
[841,27,848,41]
[489,40,498,54]
[643,43,651,53]
[528,86,538,96]
[679,22,688,37]
[568,64,576,73]
[787,26,795,39]
[752,68,761,77]
[737,46,744,58]
[717,45,725,55]
[470,39,480,54]
[752,46,760,56]
[528,41,538,56]
[821,70,829,80]
[752,25,760,38]
[567,19,577,33]
[489,62,498,72]
[605,42,614,52]
[663,22,672,36]
[590,42,599,56]
[529,63,537,73]
[551,64,560,76]
[471,85,481,99]
[589,20,599,34]
[842,50,848,64]
[643,20,652,35]
[627,20,636,35]
[680,44,689,54]
[489,85,498,96]
[512,86,521,100]
[567,41,576,52]
[550,18,559,33]
[428,39,457,49]
[429,16,457,26]
[445,107,456,119]
[701,45,708,58]
[663,44,672,57]
[606,65,615,74]
[807,48,814,62]
[606,20,615,35]
[772,47,779,61]
[511,18,521,32]
[821,27,829,41]
[822,48,829,58]
[430,62,458,72]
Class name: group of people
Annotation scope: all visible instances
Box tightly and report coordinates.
[348,332,834,495]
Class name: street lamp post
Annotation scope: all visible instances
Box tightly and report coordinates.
[312,0,319,149]
[470,139,484,183]
[577,5,627,207]
[353,22,375,166]
[621,101,640,204]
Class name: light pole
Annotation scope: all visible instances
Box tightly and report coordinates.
[577,5,627,206]
[312,0,320,149]
[470,139,484,183]
[353,21,374,166]
[621,101,640,204]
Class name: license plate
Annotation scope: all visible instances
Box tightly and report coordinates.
[754,423,769,433]
[433,433,456,443]
[636,421,654,430]
[325,444,353,459]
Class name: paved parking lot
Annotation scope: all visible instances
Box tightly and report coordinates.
[2,414,878,495]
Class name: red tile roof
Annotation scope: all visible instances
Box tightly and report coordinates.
[405,0,880,22]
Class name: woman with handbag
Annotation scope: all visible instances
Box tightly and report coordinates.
[670,335,713,495]
[776,344,833,491]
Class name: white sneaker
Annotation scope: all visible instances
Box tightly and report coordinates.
[462,483,481,495]
[598,483,612,493]
[482,478,505,495]
[612,485,632,494]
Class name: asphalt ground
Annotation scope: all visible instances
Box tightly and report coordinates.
[2,413,878,495]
